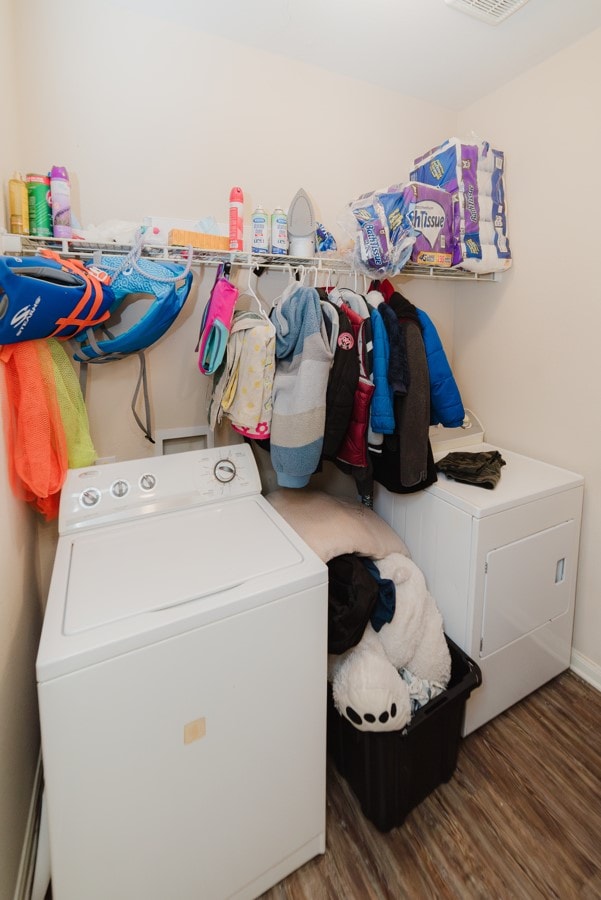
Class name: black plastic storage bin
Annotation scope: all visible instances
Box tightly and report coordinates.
[327,636,482,832]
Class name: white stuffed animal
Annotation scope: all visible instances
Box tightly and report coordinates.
[328,553,451,733]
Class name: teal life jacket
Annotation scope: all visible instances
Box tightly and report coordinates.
[71,244,194,443]
[73,255,193,361]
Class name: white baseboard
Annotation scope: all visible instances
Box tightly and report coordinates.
[570,649,601,693]
[13,753,44,900]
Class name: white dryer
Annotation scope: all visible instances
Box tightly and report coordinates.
[374,413,584,736]
[37,444,328,900]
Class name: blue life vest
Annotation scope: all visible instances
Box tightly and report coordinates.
[0,252,114,344]
[73,255,193,361]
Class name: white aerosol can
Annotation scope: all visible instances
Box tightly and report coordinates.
[251,206,270,253]
[271,208,288,255]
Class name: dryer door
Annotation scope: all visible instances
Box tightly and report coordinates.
[480,518,578,657]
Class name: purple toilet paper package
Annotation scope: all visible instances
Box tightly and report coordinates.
[405,182,455,267]
[410,137,512,273]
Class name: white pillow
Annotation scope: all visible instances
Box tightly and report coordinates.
[267,489,410,563]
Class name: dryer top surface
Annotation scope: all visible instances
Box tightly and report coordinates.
[429,442,583,516]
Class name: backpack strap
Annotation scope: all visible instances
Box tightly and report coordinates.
[130,351,155,444]
[39,249,112,338]
[77,325,155,444]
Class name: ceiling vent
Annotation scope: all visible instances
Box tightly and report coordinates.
[444,0,531,26]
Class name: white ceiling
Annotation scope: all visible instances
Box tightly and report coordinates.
[116,0,601,110]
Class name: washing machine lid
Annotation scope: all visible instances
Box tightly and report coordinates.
[62,496,305,633]
[38,493,327,680]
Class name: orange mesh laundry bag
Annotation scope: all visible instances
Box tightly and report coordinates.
[0,340,68,520]
[48,338,96,469]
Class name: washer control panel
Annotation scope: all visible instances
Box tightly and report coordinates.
[60,444,262,534]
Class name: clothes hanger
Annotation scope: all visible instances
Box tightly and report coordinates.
[326,269,343,307]
[270,262,297,309]
[305,265,319,288]
[229,265,270,320]
[244,265,270,320]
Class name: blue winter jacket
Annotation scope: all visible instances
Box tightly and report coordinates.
[417,308,465,428]
[369,306,396,435]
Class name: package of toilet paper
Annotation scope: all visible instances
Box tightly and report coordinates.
[405,181,455,267]
[411,137,511,274]
[344,184,417,277]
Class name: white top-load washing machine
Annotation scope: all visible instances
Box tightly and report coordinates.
[374,413,584,736]
[37,444,328,900]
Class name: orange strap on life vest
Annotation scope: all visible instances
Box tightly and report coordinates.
[39,249,112,338]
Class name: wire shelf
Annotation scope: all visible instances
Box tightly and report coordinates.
[1,234,500,282]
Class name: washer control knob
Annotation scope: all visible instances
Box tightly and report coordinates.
[80,487,101,508]
[140,473,156,492]
[214,459,236,483]
[111,479,130,499]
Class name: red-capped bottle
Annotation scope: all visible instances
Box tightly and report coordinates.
[229,186,244,251]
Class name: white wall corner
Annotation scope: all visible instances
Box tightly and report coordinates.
[570,649,601,693]
[12,753,45,900]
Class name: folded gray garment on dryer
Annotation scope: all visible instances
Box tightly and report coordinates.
[436,450,506,489]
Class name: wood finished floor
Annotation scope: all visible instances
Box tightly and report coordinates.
[260,671,601,900]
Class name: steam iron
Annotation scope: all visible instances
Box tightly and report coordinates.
[287,188,316,257]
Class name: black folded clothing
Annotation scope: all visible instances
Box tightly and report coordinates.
[436,449,506,489]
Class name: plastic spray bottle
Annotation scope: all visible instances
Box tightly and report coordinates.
[229,186,244,251]
[50,165,72,238]
[8,173,29,234]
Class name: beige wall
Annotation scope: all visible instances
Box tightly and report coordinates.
[11,0,456,463]
[0,1,43,897]
[453,27,601,673]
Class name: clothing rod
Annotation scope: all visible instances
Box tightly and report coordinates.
[0,235,498,282]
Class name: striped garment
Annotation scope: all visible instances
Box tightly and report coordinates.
[269,283,334,487]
